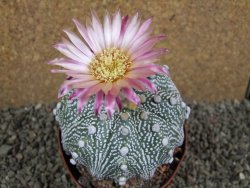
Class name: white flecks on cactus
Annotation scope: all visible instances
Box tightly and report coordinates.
[120,147,129,156]
[185,106,191,119]
[78,140,85,148]
[153,95,161,103]
[88,126,96,135]
[53,108,57,116]
[57,73,187,183]
[71,152,78,159]
[118,177,127,186]
[70,158,76,165]
[56,102,61,110]
[139,94,146,103]
[162,137,169,146]
[120,112,129,121]
[170,96,177,105]
[152,124,161,132]
[99,113,108,121]
[181,101,186,108]
[120,126,129,136]
[140,111,149,120]
[120,164,128,171]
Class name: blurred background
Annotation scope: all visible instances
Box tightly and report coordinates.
[1,0,250,107]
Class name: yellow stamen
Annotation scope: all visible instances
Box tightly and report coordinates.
[89,48,131,83]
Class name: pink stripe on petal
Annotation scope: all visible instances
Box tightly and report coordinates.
[135,48,168,61]
[63,30,94,58]
[121,13,140,49]
[126,69,156,79]
[91,11,105,50]
[72,80,100,89]
[58,85,72,98]
[109,83,121,97]
[104,11,112,48]
[51,62,88,72]
[86,26,102,53]
[54,43,90,65]
[77,92,91,113]
[122,88,140,105]
[131,35,166,60]
[105,92,116,119]
[66,73,93,79]
[137,77,157,93]
[102,82,113,95]
[50,69,89,75]
[125,78,147,91]
[118,15,129,46]
[134,17,153,38]
[72,19,97,53]
[94,90,104,116]
[115,96,122,110]
[111,10,122,46]
[128,32,151,54]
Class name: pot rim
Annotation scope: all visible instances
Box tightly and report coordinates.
[56,122,188,188]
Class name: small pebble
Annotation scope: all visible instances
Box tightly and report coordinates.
[239,172,245,180]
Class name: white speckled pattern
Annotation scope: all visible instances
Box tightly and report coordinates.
[55,73,188,184]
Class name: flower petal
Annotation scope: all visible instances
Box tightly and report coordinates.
[72,18,98,53]
[111,10,122,46]
[137,77,157,93]
[120,13,140,49]
[122,87,140,105]
[131,35,166,60]
[54,42,91,65]
[104,11,112,48]
[94,90,104,116]
[72,80,101,89]
[115,96,122,110]
[91,11,105,50]
[63,30,94,58]
[134,17,153,38]
[134,48,168,62]
[105,92,116,118]
[118,15,129,46]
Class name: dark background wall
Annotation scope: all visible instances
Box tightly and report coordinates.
[1,0,250,107]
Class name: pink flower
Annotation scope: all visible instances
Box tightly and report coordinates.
[49,11,168,118]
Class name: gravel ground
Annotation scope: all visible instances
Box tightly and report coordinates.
[0,100,249,188]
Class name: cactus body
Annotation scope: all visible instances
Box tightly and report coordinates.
[55,73,189,185]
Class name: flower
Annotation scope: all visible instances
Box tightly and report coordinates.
[49,11,168,118]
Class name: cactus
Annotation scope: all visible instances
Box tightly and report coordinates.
[54,73,190,186]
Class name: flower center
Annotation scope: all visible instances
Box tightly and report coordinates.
[89,48,131,83]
